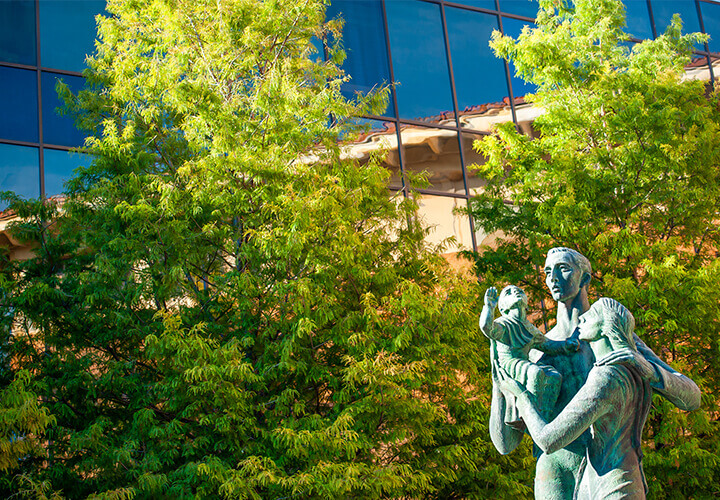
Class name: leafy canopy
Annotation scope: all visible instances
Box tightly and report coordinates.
[1,0,532,498]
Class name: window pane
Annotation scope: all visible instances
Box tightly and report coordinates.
[43,148,92,197]
[461,132,488,195]
[416,194,474,253]
[41,72,86,147]
[0,0,36,65]
[39,0,105,72]
[498,0,539,19]
[683,55,712,82]
[700,1,720,52]
[454,1,497,11]
[401,126,465,193]
[650,0,701,43]
[310,36,324,64]
[386,0,455,123]
[0,144,40,203]
[342,119,403,190]
[501,17,537,99]
[459,103,515,132]
[446,8,510,131]
[0,66,38,143]
[326,0,394,117]
[624,0,654,40]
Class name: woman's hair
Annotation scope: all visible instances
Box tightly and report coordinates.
[591,297,636,350]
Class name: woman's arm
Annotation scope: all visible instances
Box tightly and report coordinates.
[512,368,615,454]
[634,335,701,411]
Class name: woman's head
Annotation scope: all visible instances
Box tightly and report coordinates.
[578,298,636,350]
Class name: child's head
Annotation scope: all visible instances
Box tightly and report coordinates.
[498,285,528,315]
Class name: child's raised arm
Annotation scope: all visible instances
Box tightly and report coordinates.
[480,287,500,339]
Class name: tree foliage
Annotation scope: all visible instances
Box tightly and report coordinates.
[1,0,532,497]
[470,0,720,497]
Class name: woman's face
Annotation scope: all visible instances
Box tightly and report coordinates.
[578,308,603,341]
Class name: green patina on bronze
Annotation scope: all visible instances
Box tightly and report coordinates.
[485,248,700,499]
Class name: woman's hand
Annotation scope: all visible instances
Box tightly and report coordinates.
[494,361,527,397]
[597,348,660,383]
[628,350,660,383]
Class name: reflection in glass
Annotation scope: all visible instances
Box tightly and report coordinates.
[39,0,105,72]
[460,132,489,196]
[700,1,720,53]
[650,0,701,44]
[514,100,543,137]
[341,119,403,190]
[498,0,539,19]
[43,148,92,197]
[415,194,474,253]
[310,36,325,64]
[682,56,713,83]
[0,0,36,65]
[458,103,516,132]
[42,72,86,147]
[0,144,40,203]
[501,17,538,100]
[460,134,496,248]
[455,0,497,11]
[0,67,39,143]
[624,0,653,40]
[446,7,511,131]
[400,126,464,194]
[326,0,394,117]
[385,0,455,123]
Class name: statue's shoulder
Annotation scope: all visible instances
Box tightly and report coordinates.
[585,364,633,397]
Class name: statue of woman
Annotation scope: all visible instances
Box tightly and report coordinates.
[496,298,656,499]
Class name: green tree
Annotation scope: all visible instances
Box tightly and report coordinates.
[470,0,720,497]
[1,0,531,497]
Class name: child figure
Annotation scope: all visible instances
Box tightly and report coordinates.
[480,285,578,426]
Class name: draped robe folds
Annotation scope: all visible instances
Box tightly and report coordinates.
[488,315,556,428]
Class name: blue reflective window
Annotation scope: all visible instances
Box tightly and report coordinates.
[41,72,86,147]
[310,36,324,63]
[327,0,394,117]
[0,144,40,202]
[624,0,654,40]
[446,8,508,117]
[501,17,537,99]
[43,148,91,196]
[650,0,701,41]
[0,0,36,65]
[386,1,454,123]
[39,0,105,72]
[700,1,720,52]
[0,66,38,143]
[499,0,539,19]
[454,1,497,11]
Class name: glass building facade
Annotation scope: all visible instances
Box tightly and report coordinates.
[0,0,102,202]
[2,0,720,251]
